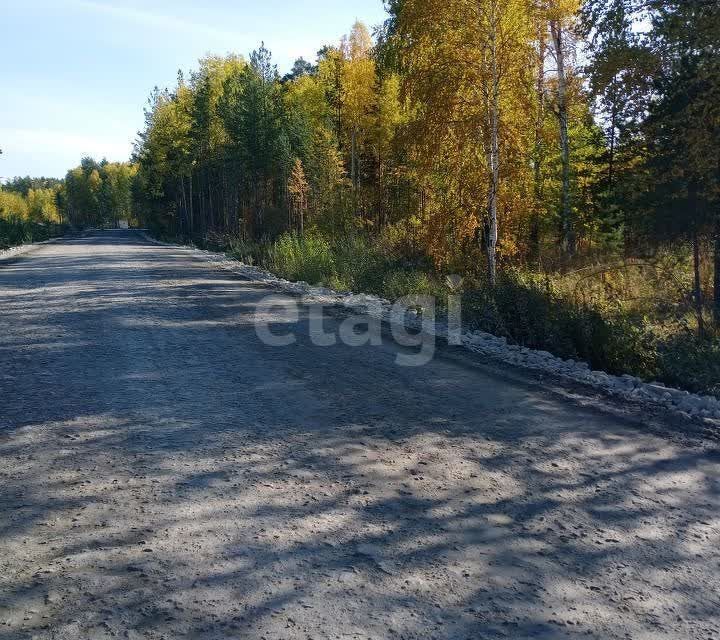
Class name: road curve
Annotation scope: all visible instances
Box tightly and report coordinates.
[1,231,719,639]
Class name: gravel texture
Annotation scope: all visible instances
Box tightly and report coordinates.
[1,230,720,640]
[0,235,67,262]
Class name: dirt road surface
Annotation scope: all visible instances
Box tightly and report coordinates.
[1,231,719,639]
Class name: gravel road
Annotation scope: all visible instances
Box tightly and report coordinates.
[1,230,719,640]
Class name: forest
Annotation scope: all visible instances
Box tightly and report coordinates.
[0,161,135,244]
[0,175,64,247]
[2,0,719,394]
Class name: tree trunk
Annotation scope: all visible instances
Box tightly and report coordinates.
[378,154,385,229]
[551,19,574,259]
[207,167,214,232]
[177,177,184,236]
[300,194,305,236]
[189,173,194,237]
[714,215,720,328]
[715,160,720,329]
[608,96,617,194]
[530,26,546,267]
[486,99,499,288]
[351,129,358,216]
[485,4,500,287]
[197,169,205,235]
[222,167,229,232]
[692,228,705,339]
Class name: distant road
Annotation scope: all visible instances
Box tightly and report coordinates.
[1,230,719,639]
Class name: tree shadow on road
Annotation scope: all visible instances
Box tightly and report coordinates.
[1,233,720,639]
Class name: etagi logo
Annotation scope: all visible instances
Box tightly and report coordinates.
[254,279,463,368]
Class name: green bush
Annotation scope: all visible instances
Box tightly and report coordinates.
[332,236,390,293]
[226,235,267,266]
[659,332,720,396]
[270,233,336,285]
[463,269,663,380]
[0,219,64,249]
[381,269,444,302]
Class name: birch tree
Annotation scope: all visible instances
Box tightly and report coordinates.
[395,0,535,282]
[545,0,580,258]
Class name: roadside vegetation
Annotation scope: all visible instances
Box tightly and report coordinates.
[0,178,66,249]
[6,1,720,396]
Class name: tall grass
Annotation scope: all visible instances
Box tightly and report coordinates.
[269,233,336,285]
[463,268,720,396]
[0,219,65,249]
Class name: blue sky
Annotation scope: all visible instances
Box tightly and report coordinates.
[0,0,388,180]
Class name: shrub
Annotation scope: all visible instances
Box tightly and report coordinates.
[462,269,662,380]
[227,236,266,266]
[0,219,64,249]
[659,332,720,396]
[332,235,389,293]
[381,269,444,302]
[270,233,336,285]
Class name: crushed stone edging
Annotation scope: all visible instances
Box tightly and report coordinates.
[0,234,70,262]
[141,232,720,429]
